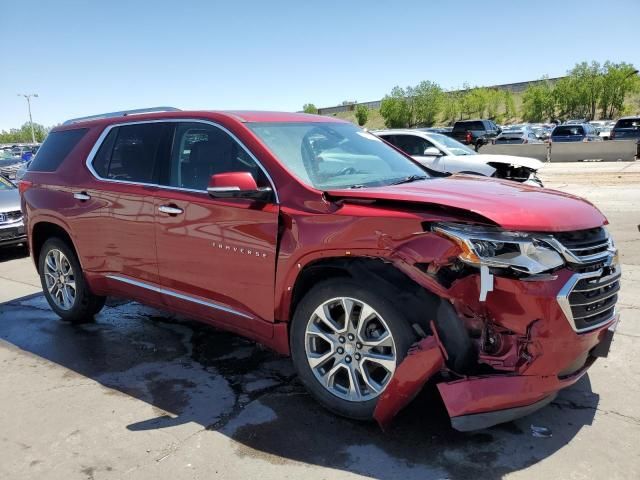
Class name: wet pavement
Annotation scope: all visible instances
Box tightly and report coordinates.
[1,162,639,479]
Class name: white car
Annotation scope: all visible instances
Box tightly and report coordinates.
[374,129,544,186]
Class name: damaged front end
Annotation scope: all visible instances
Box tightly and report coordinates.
[375,222,620,431]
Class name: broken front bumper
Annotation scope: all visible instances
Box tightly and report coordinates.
[374,266,619,431]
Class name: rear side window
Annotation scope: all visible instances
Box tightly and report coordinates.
[29,128,88,172]
[90,123,172,183]
[553,126,585,136]
[389,135,433,156]
[453,121,484,131]
[615,118,640,129]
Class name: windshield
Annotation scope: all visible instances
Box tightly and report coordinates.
[427,133,476,156]
[0,176,16,190]
[248,122,429,189]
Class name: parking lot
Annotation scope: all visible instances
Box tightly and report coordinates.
[0,161,639,480]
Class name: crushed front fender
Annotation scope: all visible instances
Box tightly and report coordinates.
[373,335,446,430]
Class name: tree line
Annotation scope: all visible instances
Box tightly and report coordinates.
[0,122,49,144]
[303,60,639,128]
[521,62,638,122]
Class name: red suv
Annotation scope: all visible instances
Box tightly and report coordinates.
[20,108,620,431]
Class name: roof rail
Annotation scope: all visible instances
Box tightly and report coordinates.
[62,106,181,125]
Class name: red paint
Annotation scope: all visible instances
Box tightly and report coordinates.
[325,176,606,232]
[22,110,617,428]
[374,335,446,429]
[208,171,258,191]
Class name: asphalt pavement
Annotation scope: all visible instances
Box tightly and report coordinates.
[1,161,639,480]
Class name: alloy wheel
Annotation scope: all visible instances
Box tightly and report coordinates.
[43,249,76,310]
[304,297,397,402]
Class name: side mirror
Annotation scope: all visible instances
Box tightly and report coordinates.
[207,172,273,202]
[423,146,442,156]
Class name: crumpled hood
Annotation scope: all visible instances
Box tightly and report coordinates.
[326,175,606,232]
[464,154,543,170]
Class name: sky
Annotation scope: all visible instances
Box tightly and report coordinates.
[1,0,638,131]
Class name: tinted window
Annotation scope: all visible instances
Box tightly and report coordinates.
[29,128,88,172]
[553,126,585,136]
[92,123,171,183]
[453,121,484,131]
[160,122,268,191]
[389,135,433,156]
[91,129,118,178]
[615,118,640,129]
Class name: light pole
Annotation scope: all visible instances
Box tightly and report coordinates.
[17,93,39,144]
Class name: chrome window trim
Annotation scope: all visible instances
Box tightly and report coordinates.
[106,274,253,320]
[84,118,280,203]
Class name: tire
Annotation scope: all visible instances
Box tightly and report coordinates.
[38,237,105,323]
[290,279,416,420]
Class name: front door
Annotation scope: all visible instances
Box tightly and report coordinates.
[153,121,279,329]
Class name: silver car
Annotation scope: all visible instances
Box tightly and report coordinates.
[375,129,543,186]
[0,176,27,248]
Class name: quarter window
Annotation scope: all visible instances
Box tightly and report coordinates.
[29,128,88,172]
[159,122,267,191]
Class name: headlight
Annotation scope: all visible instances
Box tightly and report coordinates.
[433,222,564,274]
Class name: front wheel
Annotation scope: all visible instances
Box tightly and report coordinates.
[38,237,106,323]
[290,279,416,420]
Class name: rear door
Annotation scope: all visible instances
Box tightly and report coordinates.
[153,121,279,328]
[86,122,172,302]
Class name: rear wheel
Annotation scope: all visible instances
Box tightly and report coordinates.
[38,237,105,323]
[290,279,416,420]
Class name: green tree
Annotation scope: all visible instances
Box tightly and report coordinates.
[503,90,517,122]
[354,104,369,126]
[379,87,412,128]
[599,62,640,119]
[410,80,444,126]
[302,103,317,114]
[441,91,461,124]
[0,122,49,143]
[458,84,474,119]
[521,78,556,122]
[485,89,502,120]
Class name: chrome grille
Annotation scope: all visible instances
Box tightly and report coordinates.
[555,227,620,333]
[552,227,612,264]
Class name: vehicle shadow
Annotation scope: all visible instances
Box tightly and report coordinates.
[0,294,599,480]
[0,244,29,263]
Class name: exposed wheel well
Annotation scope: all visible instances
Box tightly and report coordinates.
[289,256,476,372]
[291,257,438,331]
[31,222,76,273]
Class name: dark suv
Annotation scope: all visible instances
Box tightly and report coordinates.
[20,107,620,431]
[448,119,501,150]
[610,116,640,140]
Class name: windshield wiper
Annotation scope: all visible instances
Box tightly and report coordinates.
[389,175,429,186]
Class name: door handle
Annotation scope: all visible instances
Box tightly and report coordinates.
[73,192,91,201]
[158,205,184,215]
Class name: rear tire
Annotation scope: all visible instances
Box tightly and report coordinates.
[290,279,416,420]
[38,237,105,324]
